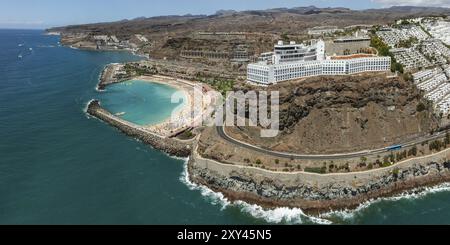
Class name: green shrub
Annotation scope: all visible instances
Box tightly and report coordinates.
[416,102,426,112]
[304,167,327,174]
[393,168,400,178]
[408,146,417,156]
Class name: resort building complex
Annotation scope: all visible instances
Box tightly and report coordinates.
[259,40,325,64]
[248,18,450,85]
[247,39,391,85]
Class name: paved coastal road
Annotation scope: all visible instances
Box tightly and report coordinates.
[216,126,449,160]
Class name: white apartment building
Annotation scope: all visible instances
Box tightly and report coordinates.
[247,64,271,84]
[258,52,275,63]
[391,48,432,70]
[424,20,450,45]
[272,40,325,64]
[248,39,391,85]
[413,68,450,115]
[376,26,429,48]
[413,68,441,83]
[247,57,391,84]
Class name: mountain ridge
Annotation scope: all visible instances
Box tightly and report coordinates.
[48,5,450,33]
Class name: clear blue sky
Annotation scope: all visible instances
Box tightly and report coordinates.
[0,0,443,29]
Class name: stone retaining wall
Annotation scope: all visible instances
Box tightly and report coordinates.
[188,145,450,214]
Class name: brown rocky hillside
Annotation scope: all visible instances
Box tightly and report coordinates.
[227,74,440,154]
[48,6,450,60]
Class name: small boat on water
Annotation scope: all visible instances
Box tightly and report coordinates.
[29,48,33,51]
[18,44,24,47]
[18,54,22,59]
[115,112,126,116]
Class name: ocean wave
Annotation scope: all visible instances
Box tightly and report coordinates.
[95,64,108,92]
[180,159,450,224]
[320,183,450,221]
[95,81,106,92]
[83,99,97,119]
[37,45,56,48]
[179,159,332,225]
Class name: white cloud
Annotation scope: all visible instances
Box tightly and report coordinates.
[373,0,450,7]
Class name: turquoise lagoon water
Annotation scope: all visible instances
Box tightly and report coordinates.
[99,80,186,126]
[2,29,450,225]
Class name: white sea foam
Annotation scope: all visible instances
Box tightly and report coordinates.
[180,159,332,225]
[95,86,106,92]
[181,159,450,224]
[235,201,332,225]
[84,99,95,112]
[320,183,450,221]
[83,99,98,120]
[36,45,55,48]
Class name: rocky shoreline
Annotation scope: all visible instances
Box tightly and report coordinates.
[97,64,130,91]
[87,100,193,157]
[188,146,450,215]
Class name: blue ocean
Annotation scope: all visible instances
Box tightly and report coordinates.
[1,29,450,225]
[99,80,186,126]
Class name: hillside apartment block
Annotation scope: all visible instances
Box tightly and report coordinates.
[247,38,391,85]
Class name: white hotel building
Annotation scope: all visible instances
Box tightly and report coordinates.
[247,40,391,85]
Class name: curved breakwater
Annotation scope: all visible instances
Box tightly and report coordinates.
[86,100,193,157]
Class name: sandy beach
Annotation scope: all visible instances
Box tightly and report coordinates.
[134,75,214,138]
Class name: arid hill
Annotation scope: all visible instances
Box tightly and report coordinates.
[227,74,440,154]
[48,6,450,60]
[49,6,450,35]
